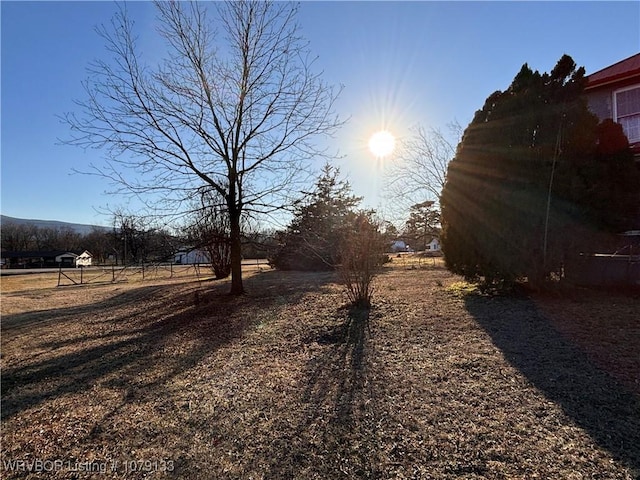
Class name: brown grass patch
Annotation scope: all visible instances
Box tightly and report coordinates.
[532,288,640,396]
[1,264,639,479]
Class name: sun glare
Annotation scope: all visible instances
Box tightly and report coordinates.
[368,130,396,158]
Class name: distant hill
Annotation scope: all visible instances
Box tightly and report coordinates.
[0,215,110,236]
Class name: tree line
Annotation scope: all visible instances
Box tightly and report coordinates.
[0,216,273,267]
[1,223,90,254]
[0,220,176,265]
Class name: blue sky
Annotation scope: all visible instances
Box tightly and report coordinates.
[2,1,639,227]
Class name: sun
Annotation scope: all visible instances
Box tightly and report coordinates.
[368,130,396,158]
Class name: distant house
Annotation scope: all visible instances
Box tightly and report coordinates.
[426,237,441,252]
[174,248,210,265]
[0,251,77,268]
[585,52,640,156]
[75,250,93,267]
[390,240,411,253]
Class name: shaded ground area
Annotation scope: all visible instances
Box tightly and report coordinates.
[1,264,638,479]
[533,289,640,396]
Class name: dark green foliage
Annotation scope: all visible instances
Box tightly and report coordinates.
[270,164,364,271]
[583,119,640,229]
[441,54,640,287]
[241,231,278,260]
[403,201,440,251]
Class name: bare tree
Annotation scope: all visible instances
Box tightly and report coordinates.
[62,1,342,294]
[385,122,461,219]
[111,210,150,265]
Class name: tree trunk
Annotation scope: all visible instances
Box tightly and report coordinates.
[229,210,244,295]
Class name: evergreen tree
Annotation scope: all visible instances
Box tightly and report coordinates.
[403,201,440,251]
[441,54,640,287]
[270,164,363,271]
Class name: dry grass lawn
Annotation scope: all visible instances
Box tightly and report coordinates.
[1,261,639,479]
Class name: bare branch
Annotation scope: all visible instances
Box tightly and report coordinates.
[384,121,462,222]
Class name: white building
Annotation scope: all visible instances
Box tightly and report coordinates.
[174,248,210,265]
[390,240,411,253]
[426,238,441,252]
[75,250,93,267]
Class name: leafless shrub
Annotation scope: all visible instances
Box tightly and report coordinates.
[187,190,232,280]
[339,215,385,308]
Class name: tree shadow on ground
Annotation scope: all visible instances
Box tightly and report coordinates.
[264,304,376,479]
[1,270,337,422]
[464,294,640,475]
[1,284,171,331]
[306,305,369,423]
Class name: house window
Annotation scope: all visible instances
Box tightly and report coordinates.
[614,85,640,143]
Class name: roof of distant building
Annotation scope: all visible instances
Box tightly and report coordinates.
[586,53,640,90]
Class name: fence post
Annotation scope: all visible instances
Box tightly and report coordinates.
[58,266,62,287]
[80,265,84,285]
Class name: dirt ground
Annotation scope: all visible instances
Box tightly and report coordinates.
[1,261,639,479]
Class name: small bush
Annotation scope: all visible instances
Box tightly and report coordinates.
[339,215,385,308]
